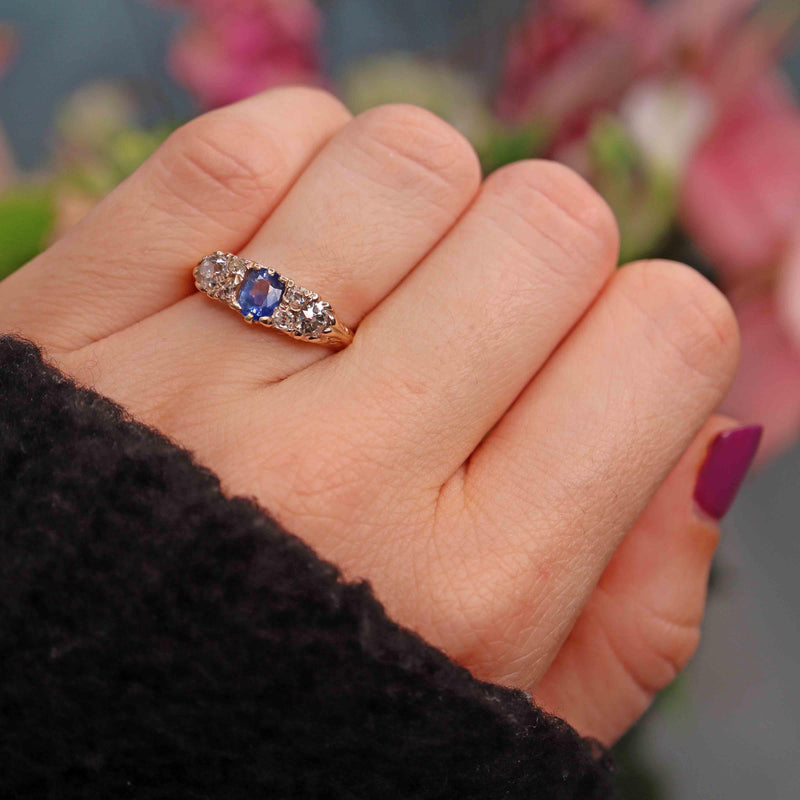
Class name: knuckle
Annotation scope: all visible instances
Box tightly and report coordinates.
[157,110,284,212]
[481,159,620,272]
[619,260,740,389]
[348,103,481,196]
[266,84,349,118]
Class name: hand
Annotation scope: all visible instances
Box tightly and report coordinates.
[0,88,743,744]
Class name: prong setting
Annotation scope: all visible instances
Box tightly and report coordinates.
[193,252,351,347]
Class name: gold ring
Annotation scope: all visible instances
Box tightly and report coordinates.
[193,252,354,348]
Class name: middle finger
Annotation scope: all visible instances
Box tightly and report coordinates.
[72,104,482,398]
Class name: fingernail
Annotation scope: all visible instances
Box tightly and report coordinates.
[693,425,763,520]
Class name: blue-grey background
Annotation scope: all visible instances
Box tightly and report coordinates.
[1,1,798,796]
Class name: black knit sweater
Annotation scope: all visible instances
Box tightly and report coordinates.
[0,336,616,798]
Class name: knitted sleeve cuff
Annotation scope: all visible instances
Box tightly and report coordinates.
[0,335,615,799]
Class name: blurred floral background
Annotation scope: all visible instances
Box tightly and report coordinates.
[1,1,798,796]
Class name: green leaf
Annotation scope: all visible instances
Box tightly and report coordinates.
[586,116,679,263]
[479,123,550,174]
[0,188,55,278]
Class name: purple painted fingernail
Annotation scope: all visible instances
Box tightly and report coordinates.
[693,425,763,520]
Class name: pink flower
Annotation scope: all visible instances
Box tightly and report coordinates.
[680,75,800,281]
[0,23,14,80]
[496,0,648,138]
[168,0,323,109]
[679,70,800,459]
[721,288,800,461]
[668,0,800,280]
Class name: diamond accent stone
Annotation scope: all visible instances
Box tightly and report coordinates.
[299,301,332,336]
[283,287,307,311]
[272,307,299,332]
[194,253,227,291]
[217,284,237,303]
[237,268,284,320]
[228,256,249,277]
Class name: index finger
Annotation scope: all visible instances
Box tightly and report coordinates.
[0,87,351,353]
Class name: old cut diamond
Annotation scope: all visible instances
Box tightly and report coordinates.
[194,253,227,291]
[272,307,298,332]
[300,301,332,336]
[284,287,306,311]
[228,256,249,277]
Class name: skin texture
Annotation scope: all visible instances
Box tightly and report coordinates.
[0,87,743,744]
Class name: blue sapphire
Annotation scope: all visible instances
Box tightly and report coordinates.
[237,268,284,320]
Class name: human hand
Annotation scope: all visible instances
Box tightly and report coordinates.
[0,88,751,744]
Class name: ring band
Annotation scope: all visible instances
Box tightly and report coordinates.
[193,252,354,348]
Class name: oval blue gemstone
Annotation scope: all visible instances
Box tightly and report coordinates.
[238,268,284,320]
